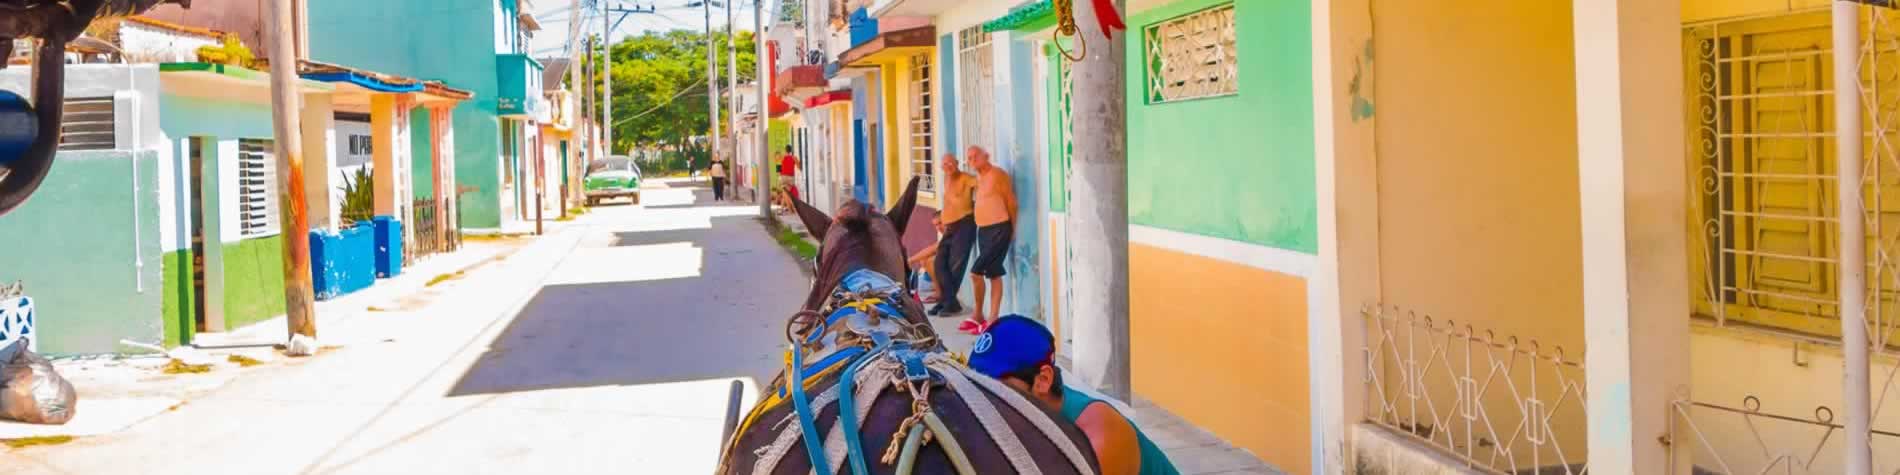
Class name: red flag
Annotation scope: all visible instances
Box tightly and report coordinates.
[1091,0,1127,40]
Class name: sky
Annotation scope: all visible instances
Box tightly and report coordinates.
[528,0,767,58]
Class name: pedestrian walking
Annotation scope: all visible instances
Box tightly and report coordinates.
[931,153,979,318]
[709,158,728,201]
[961,145,1016,334]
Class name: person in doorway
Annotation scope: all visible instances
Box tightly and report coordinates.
[907,217,948,304]
[931,153,979,317]
[967,315,1181,475]
[709,157,728,201]
[773,145,800,213]
[962,145,1016,334]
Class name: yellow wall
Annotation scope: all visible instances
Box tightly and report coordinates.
[882,62,907,205]
[1131,243,1310,473]
[1688,326,1900,473]
[1365,0,1589,465]
[1371,0,1583,346]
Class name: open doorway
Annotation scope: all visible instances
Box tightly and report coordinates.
[188,137,209,334]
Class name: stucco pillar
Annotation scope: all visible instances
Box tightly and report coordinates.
[1311,0,1379,471]
[371,93,400,216]
[300,92,337,231]
[1570,0,1690,472]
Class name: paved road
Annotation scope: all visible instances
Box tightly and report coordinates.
[1,179,808,474]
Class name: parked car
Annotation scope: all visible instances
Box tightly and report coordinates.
[584,156,641,205]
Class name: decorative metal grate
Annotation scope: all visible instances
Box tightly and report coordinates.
[909,53,935,193]
[1361,305,1588,475]
[957,25,995,156]
[1669,394,1900,474]
[411,198,440,259]
[235,139,281,238]
[1143,3,1238,104]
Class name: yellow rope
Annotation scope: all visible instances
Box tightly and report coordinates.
[1053,0,1087,62]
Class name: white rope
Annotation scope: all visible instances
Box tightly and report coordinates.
[815,362,898,475]
[755,382,844,475]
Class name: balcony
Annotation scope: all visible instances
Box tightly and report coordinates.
[496,54,545,118]
[775,64,828,105]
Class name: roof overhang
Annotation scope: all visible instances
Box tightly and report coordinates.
[981,0,1058,33]
[867,0,959,19]
[839,25,935,67]
[289,59,472,110]
[805,89,852,108]
[158,62,332,101]
[775,64,828,103]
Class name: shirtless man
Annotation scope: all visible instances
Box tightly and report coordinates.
[932,154,978,317]
[962,145,1016,334]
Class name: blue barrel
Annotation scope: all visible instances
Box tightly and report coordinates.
[372,216,403,278]
[0,90,38,166]
[309,224,378,299]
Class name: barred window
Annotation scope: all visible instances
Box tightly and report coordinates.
[348,135,373,155]
[235,138,281,237]
[1144,3,1238,103]
[957,26,995,156]
[909,53,936,193]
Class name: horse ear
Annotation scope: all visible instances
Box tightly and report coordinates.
[886,176,922,237]
[792,194,831,240]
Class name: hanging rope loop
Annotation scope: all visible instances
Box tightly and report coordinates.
[1052,0,1088,62]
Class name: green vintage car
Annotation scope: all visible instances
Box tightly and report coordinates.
[584,156,641,205]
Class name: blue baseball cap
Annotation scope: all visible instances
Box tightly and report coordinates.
[967,315,1056,378]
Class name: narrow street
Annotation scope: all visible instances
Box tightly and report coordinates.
[1,179,806,474]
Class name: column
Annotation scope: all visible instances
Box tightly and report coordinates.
[371,93,399,216]
[1570,0,1691,472]
[300,92,338,230]
[1310,0,1379,471]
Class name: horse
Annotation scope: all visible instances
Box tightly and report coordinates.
[717,177,1100,475]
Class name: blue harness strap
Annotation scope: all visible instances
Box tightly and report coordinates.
[835,332,896,475]
[787,345,833,475]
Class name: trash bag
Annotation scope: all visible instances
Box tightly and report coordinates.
[0,338,76,425]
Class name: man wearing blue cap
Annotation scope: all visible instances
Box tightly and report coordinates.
[967,315,1180,475]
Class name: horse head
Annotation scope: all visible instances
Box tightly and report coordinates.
[791,176,922,313]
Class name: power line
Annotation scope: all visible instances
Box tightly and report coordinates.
[614,77,709,127]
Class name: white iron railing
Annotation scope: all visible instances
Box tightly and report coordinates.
[1361,305,1589,475]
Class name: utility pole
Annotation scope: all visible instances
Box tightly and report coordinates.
[704,0,721,172]
[1833,2,1873,471]
[755,0,767,217]
[727,0,739,170]
[1070,0,1129,400]
[601,1,615,158]
[265,0,318,352]
[585,35,596,164]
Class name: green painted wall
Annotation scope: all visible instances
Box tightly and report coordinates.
[219,236,287,331]
[1045,44,1070,213]
[412,108,436,200]
[160,250,194,347]
[1125,0,1317,253]
[769,119,793,188]
[160,93,275,139]
[0,151,165,355]
[309,0,507,228]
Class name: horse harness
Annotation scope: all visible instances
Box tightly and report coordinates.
[725,269,1100,475]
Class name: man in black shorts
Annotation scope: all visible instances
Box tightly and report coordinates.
[961,146,1017,334]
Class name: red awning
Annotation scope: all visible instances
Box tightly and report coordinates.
[806,90,852,108]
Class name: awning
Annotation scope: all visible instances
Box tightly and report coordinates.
[839,25,936,67]
[981,0,1057,33]
[806,90,852,108]
[285,59,474,110]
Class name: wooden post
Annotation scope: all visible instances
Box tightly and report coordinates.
[266,0,318,344]
[1070,0,1131,400]
[534,130,544,235]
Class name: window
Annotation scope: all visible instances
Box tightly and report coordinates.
[1685,12,1900,339]
[909,53,936,193]
[348,135,372,155]
[235,139,281,237]
[1143,3,1238,104]
[58,97,114,151]
[957,26,995,157]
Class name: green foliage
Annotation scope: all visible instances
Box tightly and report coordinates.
[194,34,255,68]
[340,168,374,225]
[587,29,759,156]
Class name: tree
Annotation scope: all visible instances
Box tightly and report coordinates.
[588,28,757,173]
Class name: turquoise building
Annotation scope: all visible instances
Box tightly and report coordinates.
[308,0,547,231]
